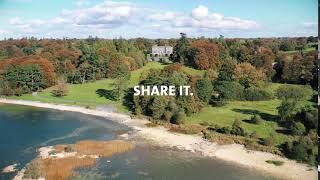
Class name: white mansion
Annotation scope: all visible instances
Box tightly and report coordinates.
[151,45,173,56]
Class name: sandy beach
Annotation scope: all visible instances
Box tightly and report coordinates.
[0,98,317,180]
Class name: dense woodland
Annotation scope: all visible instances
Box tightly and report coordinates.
[0,34,318,165]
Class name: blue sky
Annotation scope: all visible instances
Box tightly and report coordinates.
[0,0,317,39]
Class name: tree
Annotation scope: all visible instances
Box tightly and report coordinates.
[113,64,131,80]
[0,80,14,96]
[282,54,315,84]
[294,108,318,131]
[171,33,190,64]
[171,109,186,125]
[196,78,213,103]
[4,64,45,93]
[0,56,56,86]
[189,40,220,70]
[149,96,169,120]
[78,42,99,66]
[78,62,96,83]
[231,119,246,136]
[214,81,244,100]
[279,40,295,51]
[252,47,275,80]
[244,86,272,101]
[283,136,316,165]
[234,63,267,88]
[275,85,313,101]
[217,58,236,81]
[291,122,306,136]
[51,77,68,97]
[112,76,128,101]
[22,47,36,55]
[277,99,296,122]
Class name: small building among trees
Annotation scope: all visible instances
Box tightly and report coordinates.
[148,45,173,63]
[151,45,173,56]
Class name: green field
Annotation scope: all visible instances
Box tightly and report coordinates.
[186,100,289,143]
[186,82,313,143]
[9,62,205,112]
[9,62,166,112]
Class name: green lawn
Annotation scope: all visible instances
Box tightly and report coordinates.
[186,83,314,144]
[9,62,166,112]
[181,66,205,76]
[281,47,316,55]
[186,100,287,142]
[8,62,203,112]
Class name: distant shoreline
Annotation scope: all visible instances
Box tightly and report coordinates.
[0,98,316,180]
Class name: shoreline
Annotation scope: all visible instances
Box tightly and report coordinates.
[0,98,316,180]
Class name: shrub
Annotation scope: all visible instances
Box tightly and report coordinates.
[294,108,318,130]
[14,87,24,96]
[210,96,227,107]
[250,131,259,139]
[171,110,186,125]
[170,124,203,134]
[231,119,246,136]
[207,124,233,135]
[250,114,263,124]
[217,126,232,134]
[145,122,158,127]
[276,85,313,101]
[196,78,213,103]
[291,122,306,136]
[277,99,297,121]
[0,80,14,96]
[163,111,173,122]
[200,121,210,126]
[265,160,284,166]
[244,87,273,101]
[214,81,244,100]
[263,133,277,146]
[51,77,68,97]
[283,136,316,165]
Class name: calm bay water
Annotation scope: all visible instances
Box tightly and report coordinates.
[0,104,273,180]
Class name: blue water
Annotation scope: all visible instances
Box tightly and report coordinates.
[0,104,274,180]
[0,103,129,180]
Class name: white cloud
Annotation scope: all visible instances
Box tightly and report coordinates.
[4,2,260,38]
[75,0,90,7]
[146,5,258,31]
[173,6,258,30]
[191,5,208,19]
[62,1,134,27]
[302,22,317,28]
[51,17,70,24]
[9,17,24,25]
[148,12,176,21]
[0,29,8,34]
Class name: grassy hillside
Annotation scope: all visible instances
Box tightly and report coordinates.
[186,83,314,144]
[186,100,287,142]
[8,62,165,112]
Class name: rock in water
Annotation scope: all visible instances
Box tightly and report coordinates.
[2,164,18,173]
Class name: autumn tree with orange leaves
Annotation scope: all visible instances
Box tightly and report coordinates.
[189,40,220,70]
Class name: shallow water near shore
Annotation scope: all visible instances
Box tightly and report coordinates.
[0,104,273,180]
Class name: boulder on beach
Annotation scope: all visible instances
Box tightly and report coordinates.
[2,164,18,173]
